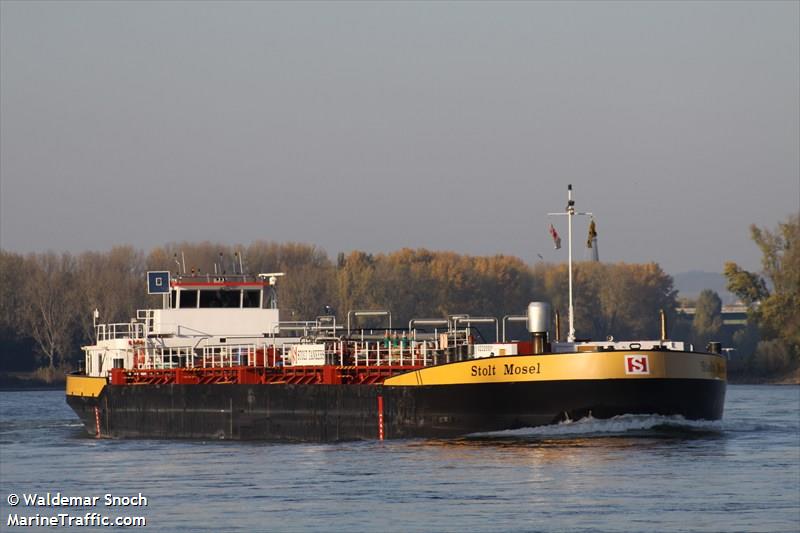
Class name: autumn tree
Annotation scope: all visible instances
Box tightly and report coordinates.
[536,263,566,336]
[335,251,381,326]
[750,215,800,349]
[691,289,723,348]
[330,249,541,339]
[279,262,334,320]
[723,263,768,307]
[368,249,433,321]
[725,213,799,374]
[540,262,677,341]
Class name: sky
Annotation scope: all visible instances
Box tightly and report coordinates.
[1,1,798,275]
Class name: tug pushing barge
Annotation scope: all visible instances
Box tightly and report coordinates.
[66,187,726,441]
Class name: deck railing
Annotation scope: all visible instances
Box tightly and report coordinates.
[351,340,431,367]
[132,338,450,371]
[201,345,256,368]
[138,346,194,370]
[96,322,147,341]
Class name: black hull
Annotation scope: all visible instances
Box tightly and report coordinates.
[67,379,725,441]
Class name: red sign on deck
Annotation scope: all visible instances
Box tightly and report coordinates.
[625,355,650,375]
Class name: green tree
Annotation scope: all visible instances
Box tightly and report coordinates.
[603,262,677,339]
[723,262,768,306]
[691,289,723,348]
[725,213,800,373]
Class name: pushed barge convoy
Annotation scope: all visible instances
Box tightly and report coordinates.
[66,188,726,441]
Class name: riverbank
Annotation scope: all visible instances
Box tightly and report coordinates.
[775,368,800,384]
[766,367,800,385]
[0,371,65,390]
[728,367,800,385]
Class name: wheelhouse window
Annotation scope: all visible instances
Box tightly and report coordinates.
[199,289,241,308]
[179,290,198,308]
[243,290,261,308]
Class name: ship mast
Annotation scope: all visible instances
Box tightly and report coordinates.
[548,184,592,342]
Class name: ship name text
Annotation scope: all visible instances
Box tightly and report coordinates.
[470,362,542,377]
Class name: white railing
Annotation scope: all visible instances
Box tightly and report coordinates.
[201,345,256,368]
[132,338,442,371]
[351,340,431,367]
[96,322,147,341]
[139,346,194,369]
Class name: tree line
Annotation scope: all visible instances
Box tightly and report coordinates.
[1,213,796,383]
[684,213,799,379]
[722,213,799,379]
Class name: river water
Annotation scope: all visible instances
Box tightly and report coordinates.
[0,385,798,532]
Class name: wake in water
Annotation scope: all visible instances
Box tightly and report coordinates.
[468,414,724,440]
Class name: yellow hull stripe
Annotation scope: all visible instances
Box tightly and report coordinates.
[383,351,726,386]
[66,375,106,398]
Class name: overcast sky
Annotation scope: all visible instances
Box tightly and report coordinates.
[1,1,798,274]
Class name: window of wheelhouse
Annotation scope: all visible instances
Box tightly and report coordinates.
[179,289,198,308]
[199,288,241,308]
[243,290,261,308]
[170,286,262,308]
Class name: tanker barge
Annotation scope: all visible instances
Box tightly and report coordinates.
[66,187,726,441]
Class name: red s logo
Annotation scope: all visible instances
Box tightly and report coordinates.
[625,355,649,375]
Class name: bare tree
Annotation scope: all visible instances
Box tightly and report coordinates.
[0,251,26,336]
[19,252,79,378]
[75,246,147,343]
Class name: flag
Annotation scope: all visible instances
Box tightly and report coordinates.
[587,219,597,248]
[549,224,561,250]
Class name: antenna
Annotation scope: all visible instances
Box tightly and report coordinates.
[257,272,285,285]
[181,252,187,275]
[258,273,285,309]
[548,184,592,342]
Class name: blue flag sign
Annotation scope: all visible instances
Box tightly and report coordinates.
[147,271,171,294]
